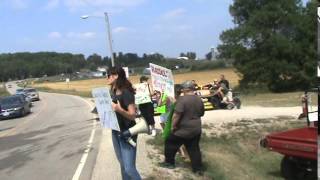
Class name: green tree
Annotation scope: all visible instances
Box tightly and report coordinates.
[217,0,317,92]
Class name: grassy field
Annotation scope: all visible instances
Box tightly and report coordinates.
[33,68,239,92]
[146,117,305,180]
[32,68,307,107]
[0,83,9,97]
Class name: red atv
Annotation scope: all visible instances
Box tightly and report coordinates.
[260,88,318,180]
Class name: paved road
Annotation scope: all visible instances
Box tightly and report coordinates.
[0,82,100,180]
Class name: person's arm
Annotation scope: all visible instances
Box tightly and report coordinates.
[171,112,181,131]
[112,102,136,120]
[172,99,184,131]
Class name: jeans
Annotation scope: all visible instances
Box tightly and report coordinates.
[112,130,141,180]
[165,133,202,172]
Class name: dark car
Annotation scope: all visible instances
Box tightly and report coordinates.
[23,88,40,101]
[0,95,31,119]
[16,94,32,107]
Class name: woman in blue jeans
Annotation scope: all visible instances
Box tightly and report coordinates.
[108,66,141,180]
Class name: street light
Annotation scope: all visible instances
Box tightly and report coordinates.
[81,12,115,67]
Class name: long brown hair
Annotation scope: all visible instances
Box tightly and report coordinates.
[109,66,135,94]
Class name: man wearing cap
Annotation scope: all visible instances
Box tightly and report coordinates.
[159,80,205,174]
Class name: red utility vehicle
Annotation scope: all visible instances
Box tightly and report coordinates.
[260,88,318,180]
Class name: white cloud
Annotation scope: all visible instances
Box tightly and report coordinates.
[44,0,60,10]
[113,27,129,34]
[48,32,62,39]
[162,8,186,19]
[66,32,96,39]
[11,0,28,9]
[63,0,146,12]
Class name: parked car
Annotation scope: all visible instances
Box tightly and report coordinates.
[0,95,31,119]
[23,88,40,101]
[16,94,32,107]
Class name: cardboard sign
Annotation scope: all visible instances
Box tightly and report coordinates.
[149,63,174,98]
[134,83,151,105]
[92,87,120,131]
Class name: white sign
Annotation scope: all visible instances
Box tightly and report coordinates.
[149,63,174,98]
[66,78,70,83]
[92,87,120,131]
[134,83,151,105]
[123,67,129,78]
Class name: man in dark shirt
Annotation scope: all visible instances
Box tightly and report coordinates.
[219,74,230,89]
[159,80,205,174]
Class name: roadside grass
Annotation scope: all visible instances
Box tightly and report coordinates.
[0,83,10,97]
[146,117,305,180]
[36,87,92,97]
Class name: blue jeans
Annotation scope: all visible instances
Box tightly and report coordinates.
[112,130,141,180]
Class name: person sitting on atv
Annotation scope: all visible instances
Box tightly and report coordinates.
[191,80,201,90]
[213,82,228,101]
[202,79,220,90]
[218,74,230,89]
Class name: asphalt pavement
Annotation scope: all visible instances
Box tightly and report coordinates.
[0,83,100,180]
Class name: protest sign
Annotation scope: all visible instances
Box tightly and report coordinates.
[149,63,174,98]
[92,87,120,131]
[134,83,151,105]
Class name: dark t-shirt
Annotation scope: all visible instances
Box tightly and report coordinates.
[219,79,229,89]
[173,95,205,138]
[111,89,136,132]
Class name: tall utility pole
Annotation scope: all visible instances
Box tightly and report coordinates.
[104,12,115,67]
[81,13,115,67]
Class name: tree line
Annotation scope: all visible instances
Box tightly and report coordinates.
[217,0,317,92]
[0,51,219,82]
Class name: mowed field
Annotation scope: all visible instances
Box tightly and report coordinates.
[33,68,240,92]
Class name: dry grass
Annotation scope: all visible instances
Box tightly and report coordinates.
[33,68,240,92]
[147,117,305,180]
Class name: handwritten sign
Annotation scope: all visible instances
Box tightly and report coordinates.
[150,63,174,98]
[134,83,151,105]
[92,87,120,131]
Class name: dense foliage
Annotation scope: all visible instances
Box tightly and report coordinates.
[217,0,317,92]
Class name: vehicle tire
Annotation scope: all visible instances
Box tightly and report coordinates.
[233,98,241,109]
[281,156,301,180]
[227,103,234,110]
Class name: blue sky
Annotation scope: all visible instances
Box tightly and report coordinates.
[0,0,235,58]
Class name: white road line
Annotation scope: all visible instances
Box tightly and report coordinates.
[72,97,97,180]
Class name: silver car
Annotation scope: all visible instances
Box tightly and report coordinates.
[23,88,40,101]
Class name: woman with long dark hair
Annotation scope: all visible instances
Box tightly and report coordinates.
[107,66,141,180]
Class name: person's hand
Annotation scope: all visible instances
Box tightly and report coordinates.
[112,100,122,112]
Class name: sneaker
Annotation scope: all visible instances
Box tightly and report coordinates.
[158,162,175,169]
[151,129,157,136]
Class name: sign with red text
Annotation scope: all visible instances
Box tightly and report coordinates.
[149,63,174,98]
